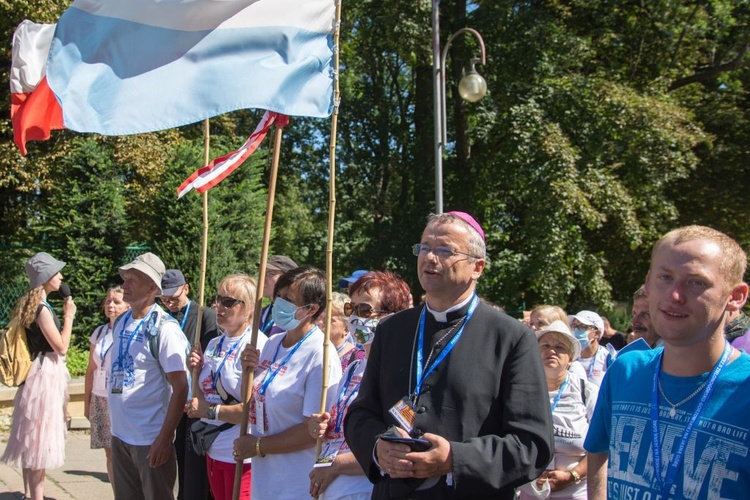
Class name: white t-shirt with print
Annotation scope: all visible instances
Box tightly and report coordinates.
[198,327,268,463]
[249,326,342,500]
[544,372,598,499]
[89,324,114,398]
[108,306,189,446]
[321,357,372,500]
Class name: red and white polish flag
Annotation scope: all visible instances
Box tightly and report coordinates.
[10,20,64,155]
[177,111,289,199]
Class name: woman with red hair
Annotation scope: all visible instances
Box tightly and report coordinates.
[307,271,412,500]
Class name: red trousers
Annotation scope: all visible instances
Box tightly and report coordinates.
[206,455,251,500]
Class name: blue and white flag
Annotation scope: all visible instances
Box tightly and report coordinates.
[46,0,335,135]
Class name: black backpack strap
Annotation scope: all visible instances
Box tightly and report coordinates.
[94,324,106,342]
[580,378,587,406]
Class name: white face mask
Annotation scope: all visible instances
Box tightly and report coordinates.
[348,316,379,345]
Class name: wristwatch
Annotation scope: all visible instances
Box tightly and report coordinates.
[206,404,218,420]
[569,469,582,484]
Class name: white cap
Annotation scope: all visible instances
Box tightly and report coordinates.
[572,310,605,338]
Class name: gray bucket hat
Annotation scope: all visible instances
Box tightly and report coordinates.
[25,252,66,289]
[119,252,166,294]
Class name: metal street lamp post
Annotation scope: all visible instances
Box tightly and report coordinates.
[432,0,487,214]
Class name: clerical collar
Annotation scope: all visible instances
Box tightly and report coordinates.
[426,294,474,323]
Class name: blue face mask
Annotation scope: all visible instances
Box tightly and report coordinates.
[572,327,591,350]
[272,297,305,331]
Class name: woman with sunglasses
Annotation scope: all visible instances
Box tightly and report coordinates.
[307,271,412,500]
[185,274,267,500]
[233,265,343,500]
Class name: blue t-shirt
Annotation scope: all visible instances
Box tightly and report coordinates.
[585,348,750,499]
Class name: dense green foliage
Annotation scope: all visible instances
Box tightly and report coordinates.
[1,0,748,334]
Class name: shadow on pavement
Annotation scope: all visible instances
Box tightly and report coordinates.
[0,492,24,499]
[64,469,109,483]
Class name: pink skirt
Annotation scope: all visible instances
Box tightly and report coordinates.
[1,352,70,470]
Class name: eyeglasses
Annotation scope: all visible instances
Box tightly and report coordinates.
[215,295,244,308]
[344,302,387,318]
[159,287,185,304]
[571,321,597,331]
[412,243,479,260]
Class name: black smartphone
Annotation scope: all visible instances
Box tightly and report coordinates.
[380,435,432,452]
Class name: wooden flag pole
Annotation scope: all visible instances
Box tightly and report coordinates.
[192,119,211,397]
[232,122,286,500]
[313,0,343,486]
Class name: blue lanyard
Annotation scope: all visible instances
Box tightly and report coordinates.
[99,325,113,364]
[259,327,316,396]
[650,342,731,497]
[414,295,479,399]
[550,374,569,412]
[116,305,157,364]
[210,333,245,393]
[333,360,361,433]
[260,306,274,333]
[178,301,191,331]
[586,354,596,379]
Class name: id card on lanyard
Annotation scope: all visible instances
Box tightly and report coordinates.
[389,295,479,433]
[315,360,361,467]
[110,305,157,394]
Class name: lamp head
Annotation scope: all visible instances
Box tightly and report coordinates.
[458,58,487,103]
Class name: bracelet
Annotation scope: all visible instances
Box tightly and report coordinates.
[255,437,266,458]
[569,469,582,484]
[215,404,221,420]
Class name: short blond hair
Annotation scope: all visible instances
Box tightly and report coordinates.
[530,304,568,325]
[652,225,747,287]
[218,274,257,321]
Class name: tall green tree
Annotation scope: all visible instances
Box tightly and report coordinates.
[27,136,131,337]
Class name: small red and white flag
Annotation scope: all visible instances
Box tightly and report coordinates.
[10,20,64,155]
[177,111,288,199]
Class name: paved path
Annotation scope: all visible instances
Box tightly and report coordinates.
[0,430,113,500]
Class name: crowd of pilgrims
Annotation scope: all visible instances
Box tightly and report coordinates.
[7,249,746,500]
[103,269,659,499]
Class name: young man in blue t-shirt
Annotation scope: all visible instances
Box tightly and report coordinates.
[585,225,749,499]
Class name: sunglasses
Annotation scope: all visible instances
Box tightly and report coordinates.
[214,295,244,308]
[344,302,387,318]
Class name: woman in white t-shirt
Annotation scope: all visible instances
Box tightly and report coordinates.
[83,285,130,487]
[185,274,267,500]
[520,320,598,499]
[307,271,411,500]
[234,265,342,500]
